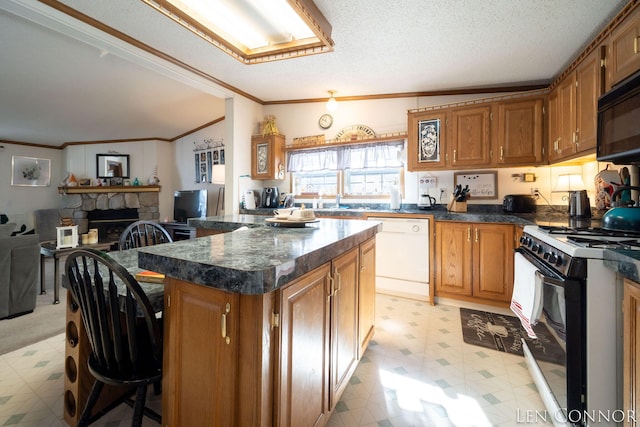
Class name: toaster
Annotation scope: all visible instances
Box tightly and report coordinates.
[502,194,537,213]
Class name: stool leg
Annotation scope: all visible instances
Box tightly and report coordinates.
[40,255,46,295]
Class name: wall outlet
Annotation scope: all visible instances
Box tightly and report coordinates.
[531,187,539,196]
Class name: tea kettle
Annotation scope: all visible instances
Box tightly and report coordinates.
[418,194,436,209]
[602,186,640,232]
[568,190,591,218]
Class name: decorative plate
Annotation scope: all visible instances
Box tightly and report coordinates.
[334,124,376,141]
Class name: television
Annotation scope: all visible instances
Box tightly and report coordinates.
[173,190,208,223]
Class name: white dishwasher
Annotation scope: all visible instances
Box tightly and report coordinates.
[367,217,430,301]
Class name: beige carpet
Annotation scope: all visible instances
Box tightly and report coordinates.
[0,258,67,355]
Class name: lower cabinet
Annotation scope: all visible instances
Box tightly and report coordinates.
[623,277,640,424]
[435,221,515,305]
[162,278,240,426]
[358,238,376,357]
[162,240,375,427]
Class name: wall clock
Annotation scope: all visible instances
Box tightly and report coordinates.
[318,113,333,129]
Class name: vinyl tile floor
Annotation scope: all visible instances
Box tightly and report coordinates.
[0,294,549,427]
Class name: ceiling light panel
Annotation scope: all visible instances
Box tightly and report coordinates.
[142,0,333,64]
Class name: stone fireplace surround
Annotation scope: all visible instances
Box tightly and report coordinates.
[59,190,160,238]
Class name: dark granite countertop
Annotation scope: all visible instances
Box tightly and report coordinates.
[138,216,380,295]
[603,249,640,283]
[239,204,605,228]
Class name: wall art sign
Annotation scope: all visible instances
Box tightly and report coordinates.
[418,119,440,162]
[11,156,51,187]
[454,171,498,199]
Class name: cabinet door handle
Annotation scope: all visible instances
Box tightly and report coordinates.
[475,228,479,243]
[500,146,504,161]
[335,271,342,293]
[221,302,231,345]
[635,36,640,54]
[467,227,471,242]
[453,149,457,162]
[327,272,335,301]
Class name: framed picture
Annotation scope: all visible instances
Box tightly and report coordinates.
[418,119,440,162]
[78,178,92,186]
[454,171,498,199]
[11,156,51,187]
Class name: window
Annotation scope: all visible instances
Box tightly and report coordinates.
[293,170,339,196]
[288,140,405,198]
[344,168,402,196]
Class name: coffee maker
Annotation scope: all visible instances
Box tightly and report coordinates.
[262,187,280,208]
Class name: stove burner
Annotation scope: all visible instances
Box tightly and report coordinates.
[539,225,640,239]
[565,236,640,249]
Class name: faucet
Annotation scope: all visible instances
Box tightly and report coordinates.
[335,193,341,208]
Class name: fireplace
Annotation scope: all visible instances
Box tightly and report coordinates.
[87,208,139,242]
[59,189,160,244]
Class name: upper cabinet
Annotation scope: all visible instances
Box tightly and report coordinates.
[548,47,604,163]
[449,105,492,167]
[251,133,285,180]
[407,111,449,170]
[495,96,545,165]
[407,93,546,171]
[607,6,640,90]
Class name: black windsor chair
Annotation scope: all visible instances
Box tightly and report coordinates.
[64,248,162,426]
[118,220,172,250]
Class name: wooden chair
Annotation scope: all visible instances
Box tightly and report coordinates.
[65,249,162,426]
[119,220,172,250]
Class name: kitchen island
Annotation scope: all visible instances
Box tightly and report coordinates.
[136,216,379,427]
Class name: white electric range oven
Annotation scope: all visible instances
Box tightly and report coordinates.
[514,225,637,426]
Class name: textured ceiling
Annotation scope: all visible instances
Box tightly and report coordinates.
[0,0,629,146]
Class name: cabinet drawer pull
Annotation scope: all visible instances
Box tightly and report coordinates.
[221,302,231,345]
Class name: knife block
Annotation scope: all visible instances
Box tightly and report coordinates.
[447,199,467,212]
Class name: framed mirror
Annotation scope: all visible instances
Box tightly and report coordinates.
[96,154,130,179]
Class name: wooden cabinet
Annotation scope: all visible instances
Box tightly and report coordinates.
[548,74,577,163]
[161,240,375,426]
[251,133,286,180]
[329,248,359,409]
[575,49,604,154]
[406,110,449,170]
[278,263,331,427]
[607,7,640,90]
[449,105,492,167]
[623,277,640,426]
[162,277,239,426]
[358,238,376,357]
[435,221,514,306]
[495,97,545,165]
[548,48,604,163]
[407,95,546,170]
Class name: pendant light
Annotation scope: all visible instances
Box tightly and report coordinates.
[326,90,338,112]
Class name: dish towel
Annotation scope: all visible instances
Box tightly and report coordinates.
[510,252,544,339]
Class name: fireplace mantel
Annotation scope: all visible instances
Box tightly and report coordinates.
[58,185,161,194]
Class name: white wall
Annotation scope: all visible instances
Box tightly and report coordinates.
[0,143,64,231]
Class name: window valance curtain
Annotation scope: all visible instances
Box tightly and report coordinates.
[287,141,405,172]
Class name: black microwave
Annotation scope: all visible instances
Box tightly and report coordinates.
[597,69,640,164]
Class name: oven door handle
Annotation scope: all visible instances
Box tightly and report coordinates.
[515,247,566,286]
